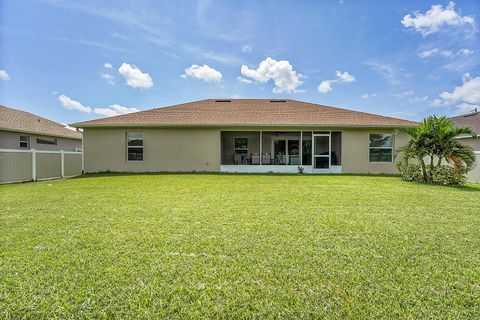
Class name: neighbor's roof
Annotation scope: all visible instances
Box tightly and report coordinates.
[71,99,417,128]
[450,111,480,134]
[0,105,82,140]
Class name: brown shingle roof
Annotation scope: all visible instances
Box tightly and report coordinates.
[71,99,417,128]
[450,112,480,134]
[0,105,82,140]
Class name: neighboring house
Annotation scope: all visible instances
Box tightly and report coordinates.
[450,110,480,151]
[0,105,82,151]
[71,99,417,174]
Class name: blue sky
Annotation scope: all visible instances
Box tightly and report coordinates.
[1,0,479,124]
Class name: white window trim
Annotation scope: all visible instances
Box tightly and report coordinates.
[19,135,30,149]
[126,132,144,162]
[368,133,394,163]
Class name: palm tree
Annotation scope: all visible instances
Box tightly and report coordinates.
[396,115,477,182]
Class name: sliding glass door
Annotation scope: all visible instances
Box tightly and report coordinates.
[313,134,330,169]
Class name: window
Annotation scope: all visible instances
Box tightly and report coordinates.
[19,136,29,149]
[127,132,143,161]
[369,133,393,162]
[234,137,248,154]
[37,137,57,145]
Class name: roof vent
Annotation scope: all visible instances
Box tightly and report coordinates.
[215,99,232,102]
[270,99,287,103]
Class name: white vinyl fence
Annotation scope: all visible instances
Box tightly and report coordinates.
[467,151,480,183]
[0,149,83,184]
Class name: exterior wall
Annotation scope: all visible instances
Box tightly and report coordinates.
[83,128,221,173]
[467,152,480,183]
[83,126,408,174]
[341,129,408,174]
[458,137,480,151]
[64,153,83,177]
[0,130,82,151]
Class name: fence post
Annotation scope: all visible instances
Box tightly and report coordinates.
[60,150,65,178]
[32,149,37,181]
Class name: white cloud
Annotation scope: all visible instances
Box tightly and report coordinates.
[394,90,414,97]
[237,76,253,84]
[104,63,113,69]
[241,45,252,53]
[418,48,453,58]
[361,93,377,98]
[455,102,480,115]
[318,81,333,93]
[439,76,480,105]
[413,95,429,102]
[457,48,474,56]
[118,63,153,89]
[418,47,474,58]
[361,94,369,98]
[101,72,115,85]
[181,64,222,82]
[240,57,303,93]
[401,1,475,36]
[0,69,10,80]
[335,71,355,82]
[317,70,356,93]
[93,104,139,117]
[59,94,138,117]
[58,95,92,113]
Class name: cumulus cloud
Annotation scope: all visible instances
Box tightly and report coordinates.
[240,57,303,93]
[318,71,356,93]
[58,95,92,113]
[118,63,153,89]
[401,2,475,36]
[0,69,10,80]
[439,76,480,105]
[59,94,138,117]
[104,63,113,69]
[93,104,139,117]
[181,64,222,82]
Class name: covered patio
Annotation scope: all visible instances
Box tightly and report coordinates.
[220,131,341,173]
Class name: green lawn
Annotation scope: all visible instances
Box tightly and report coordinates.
[1,174,479,318]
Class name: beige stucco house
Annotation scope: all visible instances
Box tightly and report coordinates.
[72,99,417,174]
[0,105,82,151]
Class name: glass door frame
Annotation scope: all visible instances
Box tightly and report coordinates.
[312,133,331,169]
[271,136,301,165]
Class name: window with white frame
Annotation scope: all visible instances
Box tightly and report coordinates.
[19,135,29,149]
[369,133,393,162]
[127,132,144,161]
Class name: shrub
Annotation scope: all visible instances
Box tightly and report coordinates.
[396,163,423,182]
[431,165,466,186]
[297,166,305,174]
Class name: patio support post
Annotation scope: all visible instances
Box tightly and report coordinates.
[300,131,303,166]
[259,131,262,166]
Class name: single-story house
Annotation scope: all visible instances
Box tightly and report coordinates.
[71,99,417,174]
[0,105,82,151]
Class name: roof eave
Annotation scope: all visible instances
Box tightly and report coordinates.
[0,126,82,140]
[70,122,418,129]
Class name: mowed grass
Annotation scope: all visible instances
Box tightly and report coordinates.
[1,174,479,319]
